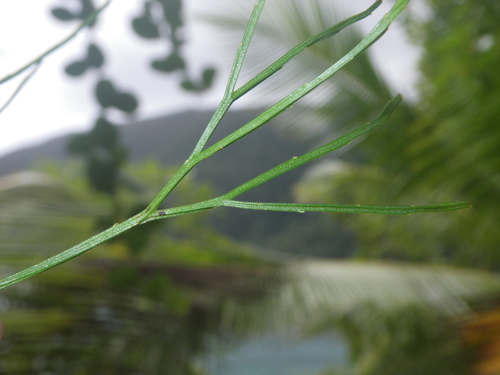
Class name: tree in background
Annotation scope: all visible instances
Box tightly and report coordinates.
[295,0,500,269]
[208,0,500,373]
[0,163,267,375]
[1,0,498,373]
[202,0,393,143]
[51,0,215,197]
[48,0,220,254]
[294,1,500,373]
[209,0,499,268]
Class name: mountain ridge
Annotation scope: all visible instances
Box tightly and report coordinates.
[0,109,355,257]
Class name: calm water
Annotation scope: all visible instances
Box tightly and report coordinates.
[206,333,348,375]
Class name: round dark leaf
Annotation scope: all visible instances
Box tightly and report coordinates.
[87,44,104,68]
[81,0,97,27]
[95,80,116,108]
[51,7,77,21]
[159,0,183,28]
[80,0,96,19]
[132,15,160,39]
[202,67,216,88]
[180,79,196,91]
[114,93,138,113]
[65,61,87,77]
[151,53,185,73]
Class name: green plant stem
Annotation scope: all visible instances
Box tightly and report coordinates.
[232,0,382,100]
[142,200,471,224]
[219,201,472,215]
[189,0,381,159]
[204,0,408,155]
[142,0,410,218]
[0,0,470,291]
[0,0,111,85]
[141,96,470,221]
[0,213,141,289]
[0,63,40,114]
[189,0,266,158]
[222,95,402,199]
[143,0,267,217]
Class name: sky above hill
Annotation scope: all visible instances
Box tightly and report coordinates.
[0,0,422,157]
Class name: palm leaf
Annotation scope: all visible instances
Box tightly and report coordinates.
[201,0,393,144]
[221,260,500,335]
[0,171,102,258]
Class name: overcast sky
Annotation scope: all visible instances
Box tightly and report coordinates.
[0,0,422,157]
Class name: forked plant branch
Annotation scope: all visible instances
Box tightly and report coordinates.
[0,0,470,290]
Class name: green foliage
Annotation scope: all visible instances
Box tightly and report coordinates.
[292,0,500,269]
[0,0,470,291]
[65,43,104,76]
[51,0,98,25]
[204,0,499,372]
[203,0,393,143]
[53,0,217,198]
[0,163,276,374]
[2,0,491,373]
[336,306,471,375]
[49,0,139,198]
[294,162,470,262]
[399,0,500,268]
[36,159,255,264]
[128,0,216,89]
[218,260,500,374]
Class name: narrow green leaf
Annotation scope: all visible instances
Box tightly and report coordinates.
[1,0,465,294]
[232,0,382,100]
[143,0,409,216]
[223,95,402,199]
[189,0,267,157]
[221,200,472,215]
[194,0,410,161]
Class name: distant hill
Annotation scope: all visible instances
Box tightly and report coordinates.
[0,109,356,257]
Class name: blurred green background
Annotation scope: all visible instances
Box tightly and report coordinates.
[0,0,499,374]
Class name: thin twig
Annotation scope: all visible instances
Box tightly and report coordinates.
[0,62,40,114]
[0,0,111,85]
[189,0,266,158]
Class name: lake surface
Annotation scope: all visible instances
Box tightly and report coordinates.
[205,333,349,375]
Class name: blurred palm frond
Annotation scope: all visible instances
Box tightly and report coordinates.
[201,0,393,144]
[221,260,500,336]
[0,171,102,257]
